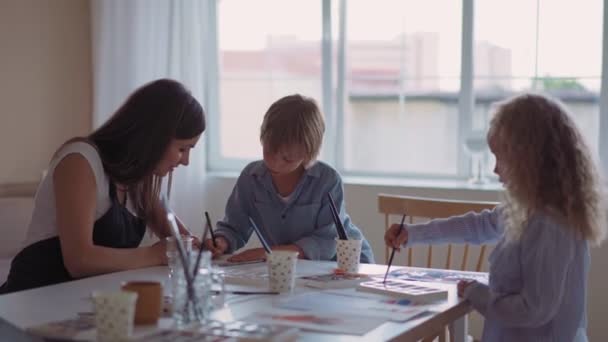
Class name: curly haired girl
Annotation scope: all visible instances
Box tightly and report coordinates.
[385,93,605,342]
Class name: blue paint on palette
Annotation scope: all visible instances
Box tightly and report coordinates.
[383,298,412,306]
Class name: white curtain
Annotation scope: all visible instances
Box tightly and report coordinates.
[90,0,210,234]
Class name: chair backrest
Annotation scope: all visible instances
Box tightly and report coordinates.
[378,193,498,272]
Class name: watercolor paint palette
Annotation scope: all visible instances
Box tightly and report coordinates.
[388,268,488,285]
[356,279,448,302]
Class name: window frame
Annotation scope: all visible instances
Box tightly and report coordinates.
[205,0,608,182]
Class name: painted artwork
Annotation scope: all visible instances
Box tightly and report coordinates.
[26,312,95,340]
[244,308,386,335]
[387,268,488,284]
[136,321,298,342]
[278,291,430,322]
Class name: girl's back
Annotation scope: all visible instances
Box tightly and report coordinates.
[480,212,589,342]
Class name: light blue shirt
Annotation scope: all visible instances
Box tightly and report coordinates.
[215,160,374,263]
[407,207,588,342]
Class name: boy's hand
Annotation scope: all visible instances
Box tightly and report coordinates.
[384,223,409,250]
[204,236,229,258]
[228,248,267,262]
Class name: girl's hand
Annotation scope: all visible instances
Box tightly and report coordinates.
[228,248,267,262]
[457,280,475,298]
[204,236,229,258]
[384,223,409,250]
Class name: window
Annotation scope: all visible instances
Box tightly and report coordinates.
[210,0,322,171]
[207,0,607,183]
[342,1,462,177]
[475,0,602,178]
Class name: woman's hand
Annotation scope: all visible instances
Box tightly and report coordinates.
[384,223,409,250]
[228,248,266,262]
[204,236,229,258]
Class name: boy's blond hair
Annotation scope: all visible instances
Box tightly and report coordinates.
[488,93,606,245]
[260,94,325,164]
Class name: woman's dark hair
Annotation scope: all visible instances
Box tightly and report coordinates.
[89,79,205,217]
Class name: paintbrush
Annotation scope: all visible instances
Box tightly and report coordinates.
[204,211,217,248]
[327,193,348,240]
[192,214,210,281]
[248,217,272,254]
[383,213,407,283]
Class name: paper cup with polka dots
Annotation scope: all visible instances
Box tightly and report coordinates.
[336,238,362,273]
[92,291,137,342]
[266,251,299,293]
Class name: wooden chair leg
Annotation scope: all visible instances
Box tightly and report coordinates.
[421,335,437,342]
[448,323,455,342]
[421,327,446,342]
[438,328,447,342]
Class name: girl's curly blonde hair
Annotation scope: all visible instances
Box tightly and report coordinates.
[488,93,606,245]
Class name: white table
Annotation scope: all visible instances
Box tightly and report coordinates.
[0,260,474,341]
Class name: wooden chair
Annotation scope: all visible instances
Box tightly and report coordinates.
[379,193,498,270]
[378,193,499,342]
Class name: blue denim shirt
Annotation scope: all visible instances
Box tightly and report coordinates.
[215,160,374,263]
[407,207,589,342]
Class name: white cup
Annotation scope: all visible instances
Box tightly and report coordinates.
[336,238,362,273]
[266,251,299,293]
[92,291,137,342]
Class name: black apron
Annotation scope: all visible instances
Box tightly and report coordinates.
[0,183,146,294]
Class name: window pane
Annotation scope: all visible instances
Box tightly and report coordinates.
[475,0,601,168]
[537,0,601,157]
[537,1,602,79]
[343,0,462,176]
[218,0,322,161]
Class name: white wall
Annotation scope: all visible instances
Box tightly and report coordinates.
[200,175,608,341]
[0,0,92,184]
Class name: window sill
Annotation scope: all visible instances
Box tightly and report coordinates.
[206,171,504,195]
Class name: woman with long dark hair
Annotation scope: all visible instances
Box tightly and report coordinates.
[0,79,205,294]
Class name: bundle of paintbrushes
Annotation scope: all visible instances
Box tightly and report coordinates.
[161,196,210,322]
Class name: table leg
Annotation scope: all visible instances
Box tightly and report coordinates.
[450,314,468,342]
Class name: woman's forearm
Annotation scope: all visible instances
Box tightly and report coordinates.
[62,245,161,278]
